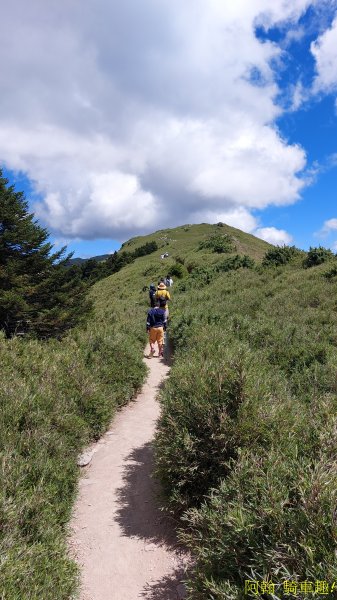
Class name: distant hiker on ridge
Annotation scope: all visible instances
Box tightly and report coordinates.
[146,298,167,358]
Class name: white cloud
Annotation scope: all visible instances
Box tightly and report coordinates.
[188,206,259,233]
[289,81,307,111]
[0,0,314,240]
[254,226,293,245]
[317,217,337,237]
[36,171,159,239]
[311,15,337,92]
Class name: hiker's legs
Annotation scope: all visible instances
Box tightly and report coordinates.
[149,328,156,354]
[156,327,164,357]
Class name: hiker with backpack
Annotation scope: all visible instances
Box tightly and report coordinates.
[149,283,156,307]
[146,297,167,358]
[155,281,171,318]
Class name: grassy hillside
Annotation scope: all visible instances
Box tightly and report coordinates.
[0,265,149,599]
[123,222,271,264]
[154,245,337,598]
[2,222,335,599]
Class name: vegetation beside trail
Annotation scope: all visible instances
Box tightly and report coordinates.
[3,210,336,600]
[155,248,337,599]
[0,175,156,599]
[69,239,159,285]
[2,206,267,599]
[0,283,147,599]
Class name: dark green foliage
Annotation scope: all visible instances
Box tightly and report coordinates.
[262,245,300,266]
[198,233,236,254]
[216,254,255,272]
[132,240,158,257]
[0,170,91,338]
[169,262,187,279]
[156,341,252,512]
[303,246,335,268]
[178,255,254,291]
[73,240,159,285]
[104,249,134,274]
[78,257,103,282]
[324,264,337,279]
[187,265,216,287]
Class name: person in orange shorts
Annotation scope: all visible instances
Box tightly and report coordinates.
[146,297,167,357]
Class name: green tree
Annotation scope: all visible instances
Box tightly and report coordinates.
[0,170,91,337]
[303,246,334,268]
[262,245,300,267]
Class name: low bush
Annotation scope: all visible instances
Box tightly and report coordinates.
[182,440,337,599]
[324,264,337,279]
[187,265,217,288]
[198,233,236,254]
[303,246,334,268]
[169,262,187,279]
[216,254,255,272]
[156,337,295,513]
[262,245,300,267]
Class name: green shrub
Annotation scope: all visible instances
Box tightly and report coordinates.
[156,334,298,513]
[182,444,337,599]
[324,264,337,279]
[170,262,187,279]
[262,245,300,267]
[303,246,334,268]
[186,260,198,273]
[216,254,255,272]
[198,233,236,254]
[187,265,217,288]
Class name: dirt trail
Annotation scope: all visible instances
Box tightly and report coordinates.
[69,348,189,600]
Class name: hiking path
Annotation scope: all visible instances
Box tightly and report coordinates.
[69,347,189,600]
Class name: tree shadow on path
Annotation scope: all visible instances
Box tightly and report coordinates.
[115,441,180,549]
[140,567,189,600]
[115,441,190,599]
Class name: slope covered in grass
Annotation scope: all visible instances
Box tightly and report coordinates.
[155,249,337,599]
[2,221,328,600]
[0,261,150,598]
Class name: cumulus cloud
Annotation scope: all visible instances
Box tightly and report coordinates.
[0,0,316,240]
[311,15,337,92]
[254,226,293,245]
[317,217,337,237]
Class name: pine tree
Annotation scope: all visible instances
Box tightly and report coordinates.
[0,170,91,337]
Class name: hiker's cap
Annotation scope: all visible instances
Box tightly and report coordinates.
[158,282,166,289]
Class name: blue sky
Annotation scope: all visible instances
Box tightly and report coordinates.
[1,1,337,257]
